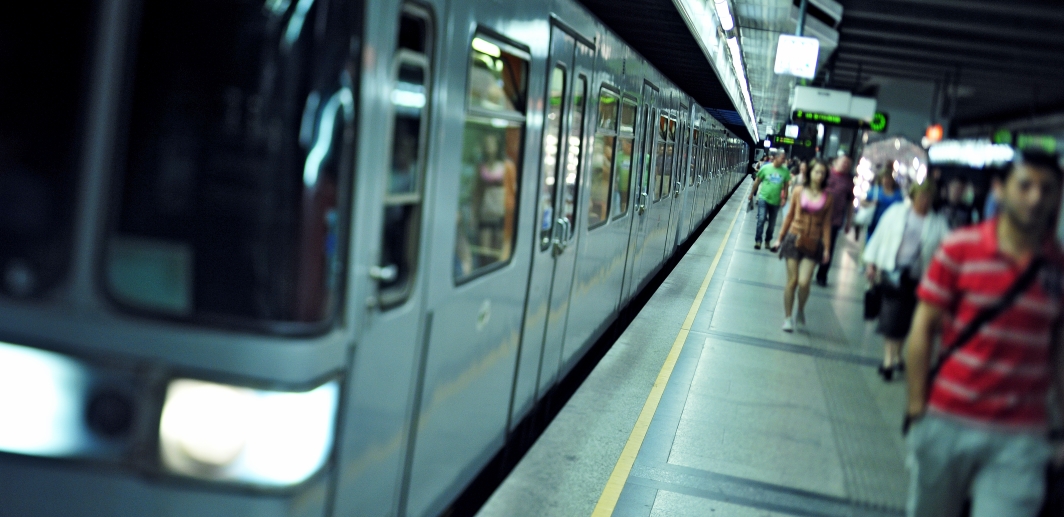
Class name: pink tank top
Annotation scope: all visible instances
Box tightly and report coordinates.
[801,190,826,212]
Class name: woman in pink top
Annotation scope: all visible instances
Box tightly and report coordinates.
[772,160,834,332]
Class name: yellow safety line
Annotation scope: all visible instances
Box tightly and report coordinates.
[590,188,747,517]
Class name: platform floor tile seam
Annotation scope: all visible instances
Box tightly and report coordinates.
[626,464,904,517]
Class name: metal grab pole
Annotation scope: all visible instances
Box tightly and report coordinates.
[796,0,808,37]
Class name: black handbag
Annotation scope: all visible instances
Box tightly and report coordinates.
[863,284,881,320]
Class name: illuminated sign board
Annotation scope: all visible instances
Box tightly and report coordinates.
[792,110,889,132]
[774,35,820,79]
[793,110,841,124]
[771,135,796,145]
[870,112,889,132]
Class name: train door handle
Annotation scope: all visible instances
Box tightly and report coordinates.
[369,264,398,283]
[674,182,681,197]
[637,192,648,215]
[552,217,569,256]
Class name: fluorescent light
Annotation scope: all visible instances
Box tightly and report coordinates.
[472,37,501,58]
[159,378,340,486]
[928,140,1016,168]
[0,341,91,457]
[714,0,734,32]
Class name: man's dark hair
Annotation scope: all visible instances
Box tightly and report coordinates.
[1002,150,1063,183]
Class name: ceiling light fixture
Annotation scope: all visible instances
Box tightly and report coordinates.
[714,0,734,32]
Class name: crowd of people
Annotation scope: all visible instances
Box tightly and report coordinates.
[749,148,1064,517]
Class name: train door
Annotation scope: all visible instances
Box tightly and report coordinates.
[621,82,658,301]
[516,25,593,404]
[669,106,689,245]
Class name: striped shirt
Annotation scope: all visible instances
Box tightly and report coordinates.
[917,219,1064,430]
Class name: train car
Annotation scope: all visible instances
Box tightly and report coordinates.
[0,0,748,516]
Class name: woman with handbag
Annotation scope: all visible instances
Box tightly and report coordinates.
[771,159,833,332]
[861,181,950,380]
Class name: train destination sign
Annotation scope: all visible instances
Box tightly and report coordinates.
[791,110,889,133]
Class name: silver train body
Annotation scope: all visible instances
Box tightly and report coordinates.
[0,0,747,515]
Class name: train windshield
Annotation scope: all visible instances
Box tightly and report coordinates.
[106,0,359,330]
[0,5,94,299]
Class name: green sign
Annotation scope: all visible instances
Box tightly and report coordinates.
[771,135,796,145]
[793,110,841,124]
[869,112,889,132]
[1016,134,1058,154]
[992,129,1012,145]
[792,110,888,132]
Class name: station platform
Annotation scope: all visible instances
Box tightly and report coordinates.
[476,178,910,517]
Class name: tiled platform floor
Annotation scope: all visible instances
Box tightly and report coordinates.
[476,178,908,517]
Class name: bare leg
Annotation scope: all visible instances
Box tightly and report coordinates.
[784,258,799,318]
[883,338,903,367]
[796,258,817,316]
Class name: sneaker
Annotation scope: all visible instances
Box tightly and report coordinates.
[754,242,762,250]
[782,317,793,332]
[795,311,806,327]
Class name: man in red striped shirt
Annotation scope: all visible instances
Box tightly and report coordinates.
[905,151,1064,517]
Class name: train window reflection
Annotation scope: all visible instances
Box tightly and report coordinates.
[378,7,432,308]
[653,115,667,201]
[563,76,586,235]
[0,4,92,299]
[455,36,527,281]
[539,67,564,250]
[589,87,618,228]
[107,0,357,327]
[612,97,636,219]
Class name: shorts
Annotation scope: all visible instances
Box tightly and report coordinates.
[876,275,918,339]
[778,233,822,262]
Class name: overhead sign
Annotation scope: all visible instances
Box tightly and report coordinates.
[774,35,820,79]
[869,112,889,132]
[771,135,795,145]
[792,110,889,132]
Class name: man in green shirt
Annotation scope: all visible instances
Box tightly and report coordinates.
[748,150,791,249]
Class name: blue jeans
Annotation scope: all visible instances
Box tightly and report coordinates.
[755,199,780,244]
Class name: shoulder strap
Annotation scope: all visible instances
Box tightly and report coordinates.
[925,257,1045,393]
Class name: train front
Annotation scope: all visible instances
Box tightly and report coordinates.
[0,2,360,515]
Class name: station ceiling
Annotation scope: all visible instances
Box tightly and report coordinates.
[578,0,754,141]
[819,0,1064,130]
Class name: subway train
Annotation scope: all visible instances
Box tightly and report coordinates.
[0,0,748,516]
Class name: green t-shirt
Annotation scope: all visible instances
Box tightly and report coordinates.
[756,164,791,205]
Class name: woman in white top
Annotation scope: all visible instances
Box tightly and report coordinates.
[862,181,950,381]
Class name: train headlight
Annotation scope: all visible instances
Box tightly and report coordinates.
[159,378,339,487]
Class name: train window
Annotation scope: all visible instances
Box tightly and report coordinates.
[612,98,636,219]
[107,0,358,327]
[454,36,528,281]
[563,76,587,234]
[378,7,433,308]
[653,115,667,201]
[538,66,565,250]
[0,4,93,299]
[589,88,618,228]
[597,92,618,131]
[661,117,675,198]
[689,128,697,186]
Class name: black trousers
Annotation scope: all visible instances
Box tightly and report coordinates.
[815,224,842,284]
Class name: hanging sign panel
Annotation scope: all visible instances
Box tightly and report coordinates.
[774,35,820,79]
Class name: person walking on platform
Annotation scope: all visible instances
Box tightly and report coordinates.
[902,152,1064,517]
[748,150,791,250]
[815,155,854,286]
[772,159,832,332]
[860,166,904,242]
[862,181,949,380]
